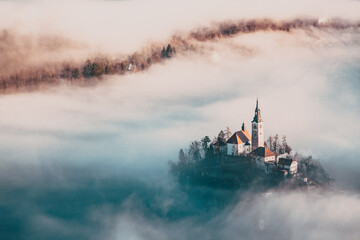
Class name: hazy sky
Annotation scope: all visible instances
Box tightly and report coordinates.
[0,0,360,240]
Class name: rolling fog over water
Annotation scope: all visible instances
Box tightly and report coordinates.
[0,0,360,239]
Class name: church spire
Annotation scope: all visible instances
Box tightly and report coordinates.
[252,98,263,123]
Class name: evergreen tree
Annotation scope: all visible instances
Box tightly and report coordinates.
[189,141,201,163]
[179,149,187,165]
[61,64,71,79]
[161,47,167,59]
[201,136,211,158]
[217,130,226,143]
[82,60,94,78]
[201,136,211,150]
[166,44,173,57]
[93,59,105,77]
[147,57,152,65]
[71,68,80,79]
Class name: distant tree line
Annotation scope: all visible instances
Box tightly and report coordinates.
[0,44,176,92]
[1,18,358,93]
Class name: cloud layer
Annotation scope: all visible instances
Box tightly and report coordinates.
[0,0,360,240]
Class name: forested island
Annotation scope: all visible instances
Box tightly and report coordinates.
[170,129,332,191]
[170,99,333,193]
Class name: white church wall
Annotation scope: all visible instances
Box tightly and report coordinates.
[237,144,245,155]
[227,143,236,156]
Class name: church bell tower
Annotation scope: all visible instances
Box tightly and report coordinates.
[251,98,264,150]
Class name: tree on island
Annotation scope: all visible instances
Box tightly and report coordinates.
[266,134,291,155]
[179,149,187,165]
[188,140,201,163]
[201,136,212,158]
[217,130,226,143]
[224,127,232,141]
[281,136,292,154]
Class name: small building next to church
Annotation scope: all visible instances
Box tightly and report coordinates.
[251,146,276,165]
[278,158,298,174]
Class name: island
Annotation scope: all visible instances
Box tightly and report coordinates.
[170,99,332,191]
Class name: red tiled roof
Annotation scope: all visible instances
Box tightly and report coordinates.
[226,129,251,144]
[251,147,276,157]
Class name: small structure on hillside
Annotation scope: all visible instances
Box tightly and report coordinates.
[127,62,138,72]
[278,158,298,175]
[127,63,134,72]
[251,146,277,174]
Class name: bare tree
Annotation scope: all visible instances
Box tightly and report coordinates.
[224,127,232,141]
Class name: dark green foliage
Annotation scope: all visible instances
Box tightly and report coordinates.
[61,64,71,79]
[161,44,174,59]
[166,44,173,57]
[161,47,167,59]
[179,149,187,165]
[217,130,226,143]
[201,136,211,150]
[71,67,80,79]
[189,141,201,163]
[82,60,94,78]
[296,155,332,186]
[92,59,105,77]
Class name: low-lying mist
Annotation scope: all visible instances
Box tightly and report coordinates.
[0,0,360,240]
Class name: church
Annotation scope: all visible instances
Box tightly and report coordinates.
[226,99,265,156]
[225,99,298,175]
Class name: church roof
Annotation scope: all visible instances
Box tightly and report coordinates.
[226,129,251,144]
[251,147,276,157]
